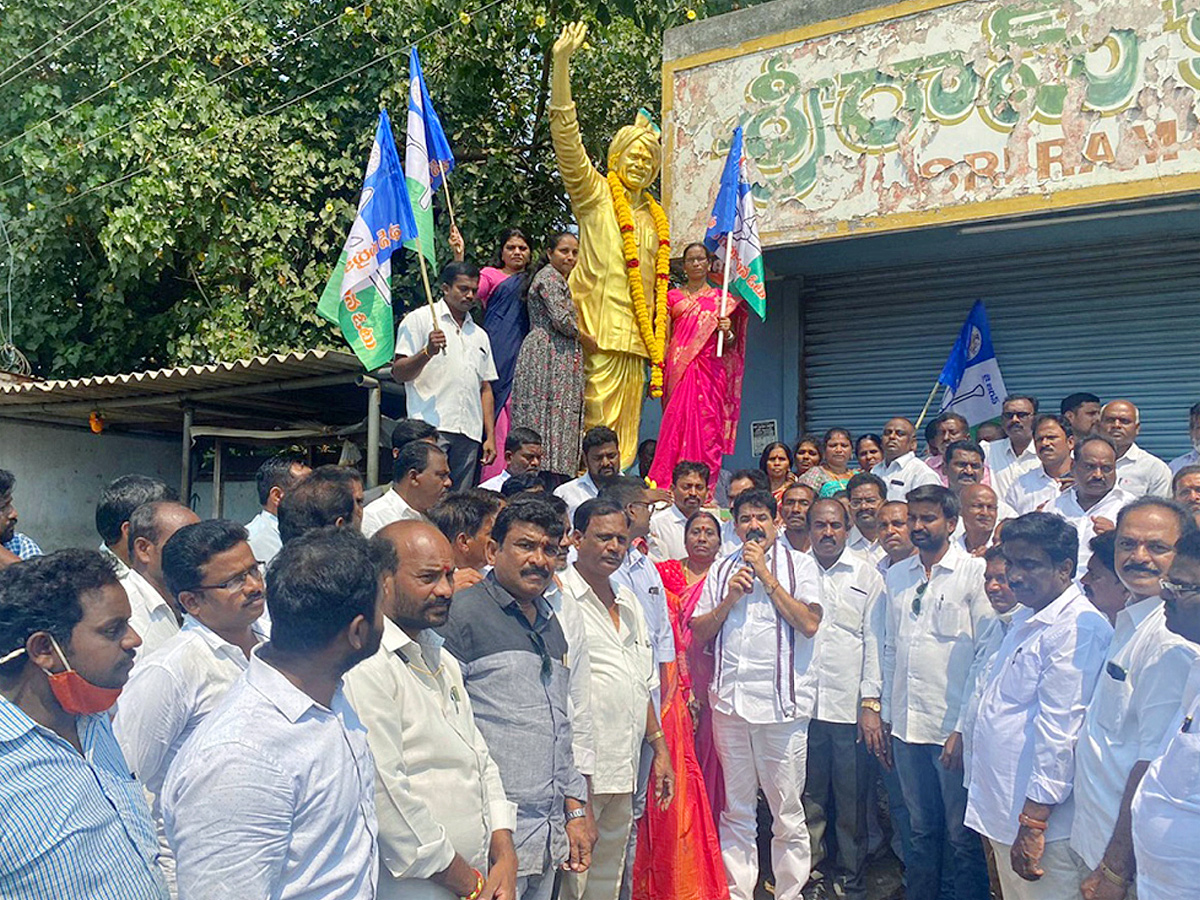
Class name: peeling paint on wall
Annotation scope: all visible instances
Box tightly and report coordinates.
[664,0,1200,245]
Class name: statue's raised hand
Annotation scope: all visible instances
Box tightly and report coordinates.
[554,21,588,62]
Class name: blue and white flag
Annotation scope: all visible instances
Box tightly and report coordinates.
[318,109,419,370]
[405,46,455,270]
[938,300,1007,425]
[704,126,766,319]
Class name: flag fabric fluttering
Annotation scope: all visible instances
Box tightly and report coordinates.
[404,47,455,270]
[704,125,767,320]
[318,109,419,370]
[937,300,1008,425]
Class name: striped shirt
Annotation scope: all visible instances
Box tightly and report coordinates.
[2,532,42,560]
[0,694,167,899]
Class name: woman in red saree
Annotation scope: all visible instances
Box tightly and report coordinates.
[633,511,728,900]
[648,243,747,496]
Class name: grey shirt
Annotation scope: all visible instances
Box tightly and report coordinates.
[439,574,588,877]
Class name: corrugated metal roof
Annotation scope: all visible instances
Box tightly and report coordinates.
[0,349,364,406]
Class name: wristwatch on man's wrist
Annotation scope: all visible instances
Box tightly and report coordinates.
[860,698,882,713]
[565,807,588,821]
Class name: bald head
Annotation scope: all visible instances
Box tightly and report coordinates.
[881,417,918,464]
[1101,399,1140,456]
[372,520,455,636]
[128,500,201,591]
[960,484,999,543]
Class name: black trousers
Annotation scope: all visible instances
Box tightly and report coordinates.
[803,718,870,899]
[442,431,481,490]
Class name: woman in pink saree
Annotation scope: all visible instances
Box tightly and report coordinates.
[648,242,748,495]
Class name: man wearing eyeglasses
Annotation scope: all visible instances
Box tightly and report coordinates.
[880,484,992,900]
[985,396,1042,502]
[113,519,267,896]
[1070,498,1199,899]
[441,497,595,900]
[1131,529,1200,900]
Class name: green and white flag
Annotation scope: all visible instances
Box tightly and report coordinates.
[404,47,456,271]
[318,109,418,369]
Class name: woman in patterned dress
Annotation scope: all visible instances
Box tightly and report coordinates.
[511,232,591,483]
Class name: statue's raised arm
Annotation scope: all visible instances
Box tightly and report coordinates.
[548,20,671,470]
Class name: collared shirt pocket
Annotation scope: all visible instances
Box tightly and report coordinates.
[932,594,969,639]
[830,588,866,635]
[1153,728,1200,801]
[997,646,1039,705]
[1094,661,1134,733]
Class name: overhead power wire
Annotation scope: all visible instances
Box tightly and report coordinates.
[0,0,125,83]
[0,0,142,93]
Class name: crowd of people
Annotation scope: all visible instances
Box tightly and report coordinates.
[3,368,1200,900]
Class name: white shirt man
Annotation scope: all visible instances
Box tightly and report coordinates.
[344,620,517,900]
[1114,443,1173,498]
[478,470,511,491]
[1069,596,1199,869]
[114,615,264,893]
[163,650,379,900]
[555,473,601,522]
[692,505,823,900]
[122,567,181,657]
[847,527,886,566]
[362,488,427,538]
[1006,466,1070,515]
[245,510,283,564]
[1045,487,1135,571]
[395,299,497,450]
[984,438,1041,502]
[871,452,940,502]
[647,504,687,562]
[966,574,1112,899]
[1131,659,1200,900]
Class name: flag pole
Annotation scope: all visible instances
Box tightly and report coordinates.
[413,235,438,315]
[716,235,734,359]
[914,380,942,434]
[440,177,457,231]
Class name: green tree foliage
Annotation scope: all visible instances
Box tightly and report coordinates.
[0,0,730,377]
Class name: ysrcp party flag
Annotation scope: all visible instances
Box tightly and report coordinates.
[318,109,418,370]
[404,46,454,270]
[704,125,767,319]
[938,300,1008,425]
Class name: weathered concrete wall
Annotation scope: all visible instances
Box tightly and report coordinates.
[1,420,179,552]
[664,0,1200,245]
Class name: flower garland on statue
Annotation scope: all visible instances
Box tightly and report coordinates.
[607,170,670,398]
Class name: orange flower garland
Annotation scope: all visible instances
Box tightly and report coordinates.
[607,170,671,398]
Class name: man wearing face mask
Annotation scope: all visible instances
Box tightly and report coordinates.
[1070,498,1198,898]
[965,515,1113,899]
[441,497,594,900]
[691,489,823,900]
[114,520,267,897]
[164,528,385,900]
[0,550,166,899]
[345,522,519,900]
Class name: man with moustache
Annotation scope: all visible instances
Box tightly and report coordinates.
[648,461,710,562]
[345,522,520,900]
[363,442,454,537]
[719,469,772,557]
[847,473,888,565]
[1172,464,1200,528]
[555,427,623,521]
[956,484,1003,555]
[560,498,673,900]
[1061,393,1103,441]
[877,501,916,575]
[871,418,941,501]
[1007,415,1076,514]
[945,441,1017,532]
[164,528,385,900]
[1045,437,1136,571]
[0,551,166,899]
[1131,529,1200,899]
[1101,400,1172,498]
[965,514,1113,899]
[441,498,593,900]
[780,483,816,554]
[803,499,885,900]
[1070,499,1199,899]
[881,485,991,900]
[985,396,1042,501]
[692,489,823,900]
[121,501,201,658]
[114,520,268,896]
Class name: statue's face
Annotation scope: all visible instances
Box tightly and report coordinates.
[614,140,659,191]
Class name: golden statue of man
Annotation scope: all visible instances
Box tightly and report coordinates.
[551,21,668,471]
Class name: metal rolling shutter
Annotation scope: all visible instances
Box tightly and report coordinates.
[800,235,1200,460]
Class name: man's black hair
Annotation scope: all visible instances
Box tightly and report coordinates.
[598,475,648,510]
[582,426,619,455]
[278,476,355,544]
[729,469,770,492]
[1088,529,1117,574]
[1033,414,1073,439]
[95,475,178,546]
[1061,392,1101,416]
[505,427,543,454]
[573,497,628,534]
[493,496,564,546]
[501,471,545,498]
[0,469,14,499]
[847,472,887,498]
[1115,497,1196,539]
[440,260,481,285]
[162,520,249,598]
[1004,394,1040,413]
[395,440,445,483]
[267,528,379,654]
[391,418,439,454]
[732,488,777,521]
[255,455,306,506]
[1002,512,1080,578]
[944,439,985,465]
[906,484,960,520]
[0,550,119,674]
[427,493,498,544]
[672,460,711,485]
